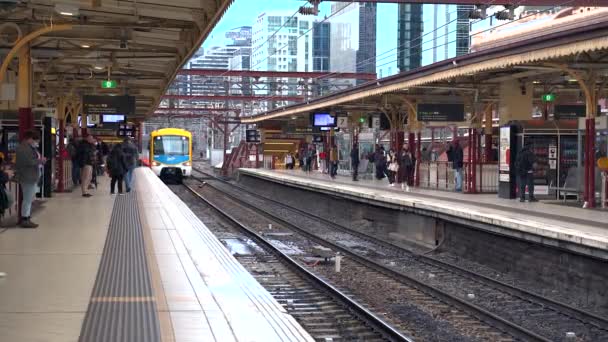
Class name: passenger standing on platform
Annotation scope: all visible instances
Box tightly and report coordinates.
[448,140,464,192]
[15,130,45,228]
[350,144,360,181]
[305,145,314,173]
[318,150,327,173]
[284,153,294,170]
[329,144,338,179]
[516,140,538,202]
[67,138,80,186]
[122,137,138,192]
[107,144,127,195]
[386,149,398,186]
[397,144,413,191]
[77,134,96,198]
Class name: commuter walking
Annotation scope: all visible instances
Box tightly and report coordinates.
[107,144,128,195]
[67,138,80,186]
[397,144,413,191]
[516,140,538,202]
[122,137,138,192]
[350,145,360,181]
[329,144,338,179]
[447,140,464,192]
[15,130,45,228]
[318,150,327,173]
[77,135,96,197]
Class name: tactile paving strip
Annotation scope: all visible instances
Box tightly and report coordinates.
[79,193,161,342]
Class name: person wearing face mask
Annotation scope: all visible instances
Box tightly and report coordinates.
[15,130,46,228]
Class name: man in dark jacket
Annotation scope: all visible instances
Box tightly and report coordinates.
[350,145,360,181]
[77,135,96,197]
[448,140,464,191]
[15,130,45,227]
[121,137,138,192]
[516,140,538,202]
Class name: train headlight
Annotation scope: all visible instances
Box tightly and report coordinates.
[184,161,192,166]
[152,161,160,166]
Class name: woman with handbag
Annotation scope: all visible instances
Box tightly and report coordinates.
[386,149,398,186]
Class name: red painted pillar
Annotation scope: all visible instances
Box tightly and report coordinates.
[57,119,66,192]
[484,133,492,162]
[584,119,590,204]
[408,132,415,152]
[467,128,472,193]
[395,131,405,151]
[416,131,421,186]
[472,129,478,193]
[588,118,596,208]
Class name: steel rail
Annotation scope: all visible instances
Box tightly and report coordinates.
[190,170,549,342]
[183,182,414,342]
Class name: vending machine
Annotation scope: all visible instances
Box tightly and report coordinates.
[515,120,577,199]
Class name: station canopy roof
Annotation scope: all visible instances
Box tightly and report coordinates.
[1,0,234,118]
[242,19,608,124]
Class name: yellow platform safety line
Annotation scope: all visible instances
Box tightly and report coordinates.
[91,296,156,303]
[0,24,73,85]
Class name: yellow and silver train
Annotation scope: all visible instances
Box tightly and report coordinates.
[149,128,192,177]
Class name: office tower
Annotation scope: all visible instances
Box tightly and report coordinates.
[329,3,377,84]
[397,3,423,72]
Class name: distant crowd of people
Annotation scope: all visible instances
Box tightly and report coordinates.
[283,140,466,193]
[0,132,139,229]
[67,136,138,198]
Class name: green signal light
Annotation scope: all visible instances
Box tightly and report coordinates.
[359,117,366,123]
[541,93,555,102]
[101,80,117,89]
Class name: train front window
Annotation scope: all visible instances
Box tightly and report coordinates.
[154,136,189,156]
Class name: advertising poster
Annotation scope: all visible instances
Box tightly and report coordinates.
[499,126,511,173]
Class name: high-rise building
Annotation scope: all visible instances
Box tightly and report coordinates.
[397,4,423,72]
[397,4,474,72]
[418,5,473,66]
[252,12,328,72]
[252,11,331,108]
[329,3,377,80]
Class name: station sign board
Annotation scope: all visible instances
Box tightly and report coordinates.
[246,129,261,143]
[417,103,465,122]
[83,95,135,116]
[337,116,349,129]
[554,105,600,120]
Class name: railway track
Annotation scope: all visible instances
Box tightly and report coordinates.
[190,167,608,342]
[171,184,411,342]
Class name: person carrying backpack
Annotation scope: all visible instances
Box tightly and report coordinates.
[516,140,538,202]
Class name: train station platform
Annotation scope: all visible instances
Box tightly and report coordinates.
[0,168,313,342]
[239,168,608,260]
